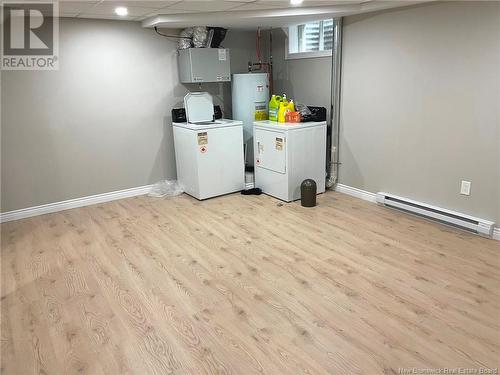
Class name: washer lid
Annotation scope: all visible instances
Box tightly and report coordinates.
[184,92,214,124]
[173,119,243,130]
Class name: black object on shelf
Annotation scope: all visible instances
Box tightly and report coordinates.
[172,107,187,122]
[301,179,317,207]
[301,106,327,122]
[172,105,223,122]
[213,105,222,119]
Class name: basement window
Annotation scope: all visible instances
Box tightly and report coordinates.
[286,19,334,59]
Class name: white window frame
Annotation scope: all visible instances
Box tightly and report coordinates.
[285,20,333,60]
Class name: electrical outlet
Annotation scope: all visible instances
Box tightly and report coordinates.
[460,180,471,196]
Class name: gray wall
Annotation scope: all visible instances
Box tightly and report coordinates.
[220,29,263,118]
[271,29,331,116]
[340,1,500,223]
[1,18,254,212]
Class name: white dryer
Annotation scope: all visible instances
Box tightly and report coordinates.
[173,92,245,200]
[253,120,327,202]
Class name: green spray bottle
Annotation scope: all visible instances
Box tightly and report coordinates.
[268,95,280,122]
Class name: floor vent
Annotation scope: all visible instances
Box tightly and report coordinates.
[376,192,495,238]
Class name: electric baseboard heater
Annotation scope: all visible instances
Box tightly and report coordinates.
[376,192,495,238]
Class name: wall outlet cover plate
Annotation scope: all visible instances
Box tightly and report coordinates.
[460,180,471,196]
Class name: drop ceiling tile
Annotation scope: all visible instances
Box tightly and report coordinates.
[144,8,197,16]
[167,0,244,12]
[59,1,100,15]
[77,13,138,20]
[83,2,157,16]
[248,0,359,7]
[59,0,367,20]
[301,0,361,5]
[227,1,286,10]
[138,8,197,20]
[98,1,181,9]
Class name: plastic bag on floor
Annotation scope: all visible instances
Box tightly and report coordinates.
[148,180,184,198]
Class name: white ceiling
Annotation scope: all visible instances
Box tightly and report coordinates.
[58,0,360,21]
[56,0,430,27]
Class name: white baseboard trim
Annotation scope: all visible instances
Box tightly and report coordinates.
[334,183,499,241]
[334,183,377,203]
[3,182,499,242]
[0,184,153,223]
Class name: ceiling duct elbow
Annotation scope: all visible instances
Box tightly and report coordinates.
[177,26,227,50]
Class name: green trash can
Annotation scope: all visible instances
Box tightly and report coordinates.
[301,179,317,207]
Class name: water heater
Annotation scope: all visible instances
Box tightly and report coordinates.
[231,73,269,166]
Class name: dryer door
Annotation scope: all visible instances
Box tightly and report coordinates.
[255,128,286,174]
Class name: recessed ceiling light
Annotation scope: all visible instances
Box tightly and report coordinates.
[290,0,303,5]
[115,6,128,16]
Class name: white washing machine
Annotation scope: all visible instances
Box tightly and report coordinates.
[173,92,245,200]
[253,120,327,202]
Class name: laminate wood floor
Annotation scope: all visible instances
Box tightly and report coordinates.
[1,191,499,374]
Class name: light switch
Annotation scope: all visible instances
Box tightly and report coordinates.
[460,180,471,196]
